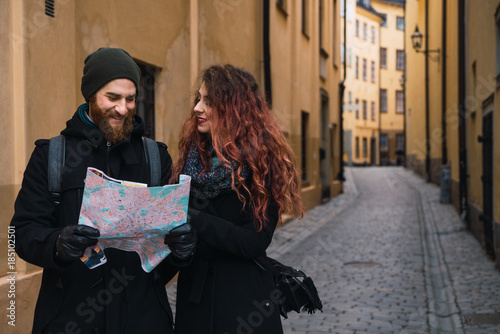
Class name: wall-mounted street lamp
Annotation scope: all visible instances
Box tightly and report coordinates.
[411,25,440,62]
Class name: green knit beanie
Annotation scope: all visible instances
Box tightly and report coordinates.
[81,47,141,101]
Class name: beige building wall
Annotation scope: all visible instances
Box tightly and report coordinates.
[271,0,343,210]
[371,0,405,165]
[341,0,382,166]
[406,0,500,268]
[443,1,460,212]
[1,1,342,331]
[406,0,444,183]
[495,5,500,263]
[352,3,382,165]
[427,1,444,182]
[405,0,433,179]
[341,0,357,165]
[465,0,500,264]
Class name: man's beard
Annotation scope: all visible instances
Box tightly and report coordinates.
[89,97,136,144]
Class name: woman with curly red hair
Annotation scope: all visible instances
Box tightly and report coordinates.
[170,64,304,333]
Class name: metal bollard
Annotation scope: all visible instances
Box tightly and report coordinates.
[440,165,451,204]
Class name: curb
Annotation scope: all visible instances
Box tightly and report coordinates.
[394,169,465,333]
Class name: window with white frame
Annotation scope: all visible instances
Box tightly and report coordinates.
[363,58,367,81]
[355,56,359,79]
[371,61,375,82]
[380,89,388,113]
[396,16,404,31]
[380,13,387,27]
[396,90,404,114]
[380,47,387,68]
[396,50,405,71]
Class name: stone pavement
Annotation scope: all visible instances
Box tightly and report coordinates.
[167,166,500,333]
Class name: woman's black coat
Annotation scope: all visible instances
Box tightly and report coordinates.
[174,191,283,334]
[11,107,178,334]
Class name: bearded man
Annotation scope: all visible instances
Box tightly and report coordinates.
[11,48,196,334]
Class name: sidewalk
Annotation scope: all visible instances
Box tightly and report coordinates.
[395,167,500,333]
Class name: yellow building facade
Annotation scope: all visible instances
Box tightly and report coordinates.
[371,0,405,166]
[342,0,383,166]
[1,1,342,332]
[405,0,444,183]
[405,0,500,268]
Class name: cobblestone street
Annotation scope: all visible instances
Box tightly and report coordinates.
[168,167,500,333]
[270,167,500,334]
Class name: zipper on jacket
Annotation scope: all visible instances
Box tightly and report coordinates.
[106,141,111,175]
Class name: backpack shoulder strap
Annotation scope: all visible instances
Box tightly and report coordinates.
[142,137,161,186]
[48,135,65,205]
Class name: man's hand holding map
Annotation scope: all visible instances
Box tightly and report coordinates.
[78,167,191,272]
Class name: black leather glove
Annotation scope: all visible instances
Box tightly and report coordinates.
[56,225,100,263]
[164,223,197,262]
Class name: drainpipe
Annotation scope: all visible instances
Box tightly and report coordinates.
[403,0,407,165]
[425,0,431,182]
[263,0,272,106]
[442,0,448,165]
[458,0,468,223]
[338,0,347,182]
[378,22,381,166]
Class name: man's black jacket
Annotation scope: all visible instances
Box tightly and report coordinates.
[11,106,178,334]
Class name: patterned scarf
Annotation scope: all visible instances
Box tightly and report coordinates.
[183,144,250,199]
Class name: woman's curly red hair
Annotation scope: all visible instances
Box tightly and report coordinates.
[171,64,304,231]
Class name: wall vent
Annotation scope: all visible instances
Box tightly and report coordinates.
[45,0,55,18]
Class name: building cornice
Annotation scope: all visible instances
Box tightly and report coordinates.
[372,0,405,7]
[356,0,386,21]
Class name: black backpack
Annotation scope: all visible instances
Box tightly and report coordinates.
[47,135,161,205]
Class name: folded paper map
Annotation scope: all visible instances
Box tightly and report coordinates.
[78,167,191,272]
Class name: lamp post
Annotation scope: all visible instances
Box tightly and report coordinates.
[411,24,440,182]
[411,26,440,62]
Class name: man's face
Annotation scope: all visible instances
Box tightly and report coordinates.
[89,78,137,144]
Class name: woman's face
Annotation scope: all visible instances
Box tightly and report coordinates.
[194,82,213,134]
